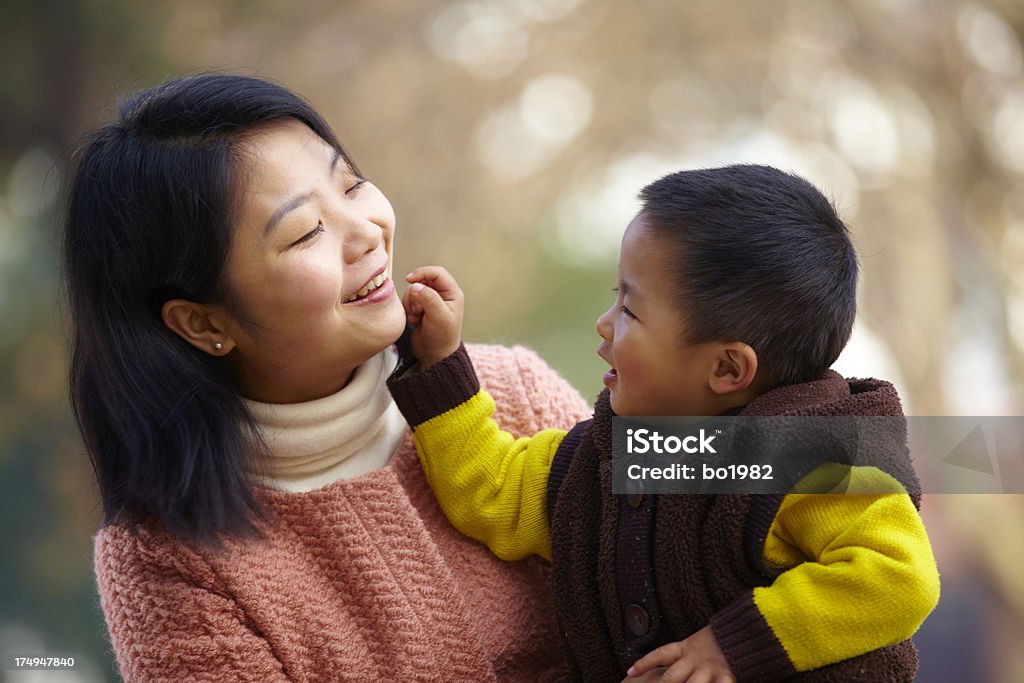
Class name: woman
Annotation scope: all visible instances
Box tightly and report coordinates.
[63,73,589,681]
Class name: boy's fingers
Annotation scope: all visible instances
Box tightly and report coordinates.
[660,659,698,683]
[663,663,704,683]
[405,266,462,303]
[410,282,452,320]
[619,669,667,683]
[628,643,683,676]
[402,287,423,321]
[405,265,448,283]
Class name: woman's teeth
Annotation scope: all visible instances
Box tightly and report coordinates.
[345,273,387,302]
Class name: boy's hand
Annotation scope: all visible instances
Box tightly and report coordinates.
[620,669,667,682]
[403,266,464,368]
[626,626,735,683]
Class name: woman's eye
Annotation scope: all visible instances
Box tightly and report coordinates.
[346,179,367,195]
[291,222,324,247]
[619,305,636,319]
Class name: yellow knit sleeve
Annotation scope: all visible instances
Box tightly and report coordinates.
[413,390,566,561]
[754,464,940,672]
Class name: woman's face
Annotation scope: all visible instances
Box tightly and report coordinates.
[218,119,406,403]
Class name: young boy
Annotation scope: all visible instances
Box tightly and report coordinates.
[387,165,939,682]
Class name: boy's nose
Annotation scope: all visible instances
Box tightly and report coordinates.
[595,307,613,341]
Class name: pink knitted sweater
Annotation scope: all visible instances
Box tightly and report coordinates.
[94,345,590,682]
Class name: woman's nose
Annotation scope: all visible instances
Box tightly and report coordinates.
[342,216,383,264]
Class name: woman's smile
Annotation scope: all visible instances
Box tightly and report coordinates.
[343,273,394,305]
[219,120,407,403]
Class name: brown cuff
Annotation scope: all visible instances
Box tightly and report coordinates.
[710,592,796,683]
[387,343,480,428]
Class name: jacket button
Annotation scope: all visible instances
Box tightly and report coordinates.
[626,479,644,508]
[625,603,650,636]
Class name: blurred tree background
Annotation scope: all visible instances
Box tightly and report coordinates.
[1,0,1023,680]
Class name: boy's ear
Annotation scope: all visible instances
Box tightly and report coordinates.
[161,299,237,356]
[708,342,758,395]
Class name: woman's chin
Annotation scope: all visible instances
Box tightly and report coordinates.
[380,296,410,344]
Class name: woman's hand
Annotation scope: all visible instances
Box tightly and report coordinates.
[626,626,735,683]
[403,266,464,368]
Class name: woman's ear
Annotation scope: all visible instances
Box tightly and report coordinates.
[161,299,236,356]
[708,342,758,395]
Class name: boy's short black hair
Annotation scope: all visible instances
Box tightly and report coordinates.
[639,164,857,386]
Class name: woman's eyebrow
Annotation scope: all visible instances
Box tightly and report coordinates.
[329,147,343,174]
[263,192,315,237]
[262,149,345,238]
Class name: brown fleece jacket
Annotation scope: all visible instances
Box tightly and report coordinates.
[548,372,922,682]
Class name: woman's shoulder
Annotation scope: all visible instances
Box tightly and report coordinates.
[464,342,570,391]
[95,522,171,560]
[93,522,232,626]
[94,522,213,584]
[465,343,591,435]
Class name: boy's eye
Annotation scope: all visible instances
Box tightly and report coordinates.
[612,287,635,319]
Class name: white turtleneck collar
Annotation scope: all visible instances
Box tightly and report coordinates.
[242,347,408,492]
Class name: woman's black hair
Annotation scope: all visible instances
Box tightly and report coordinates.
[62,73,356,544]
[639,165,858,386]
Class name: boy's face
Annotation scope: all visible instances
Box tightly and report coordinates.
[595,214,724,417]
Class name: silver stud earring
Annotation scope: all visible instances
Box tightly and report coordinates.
[214,341,223,351]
